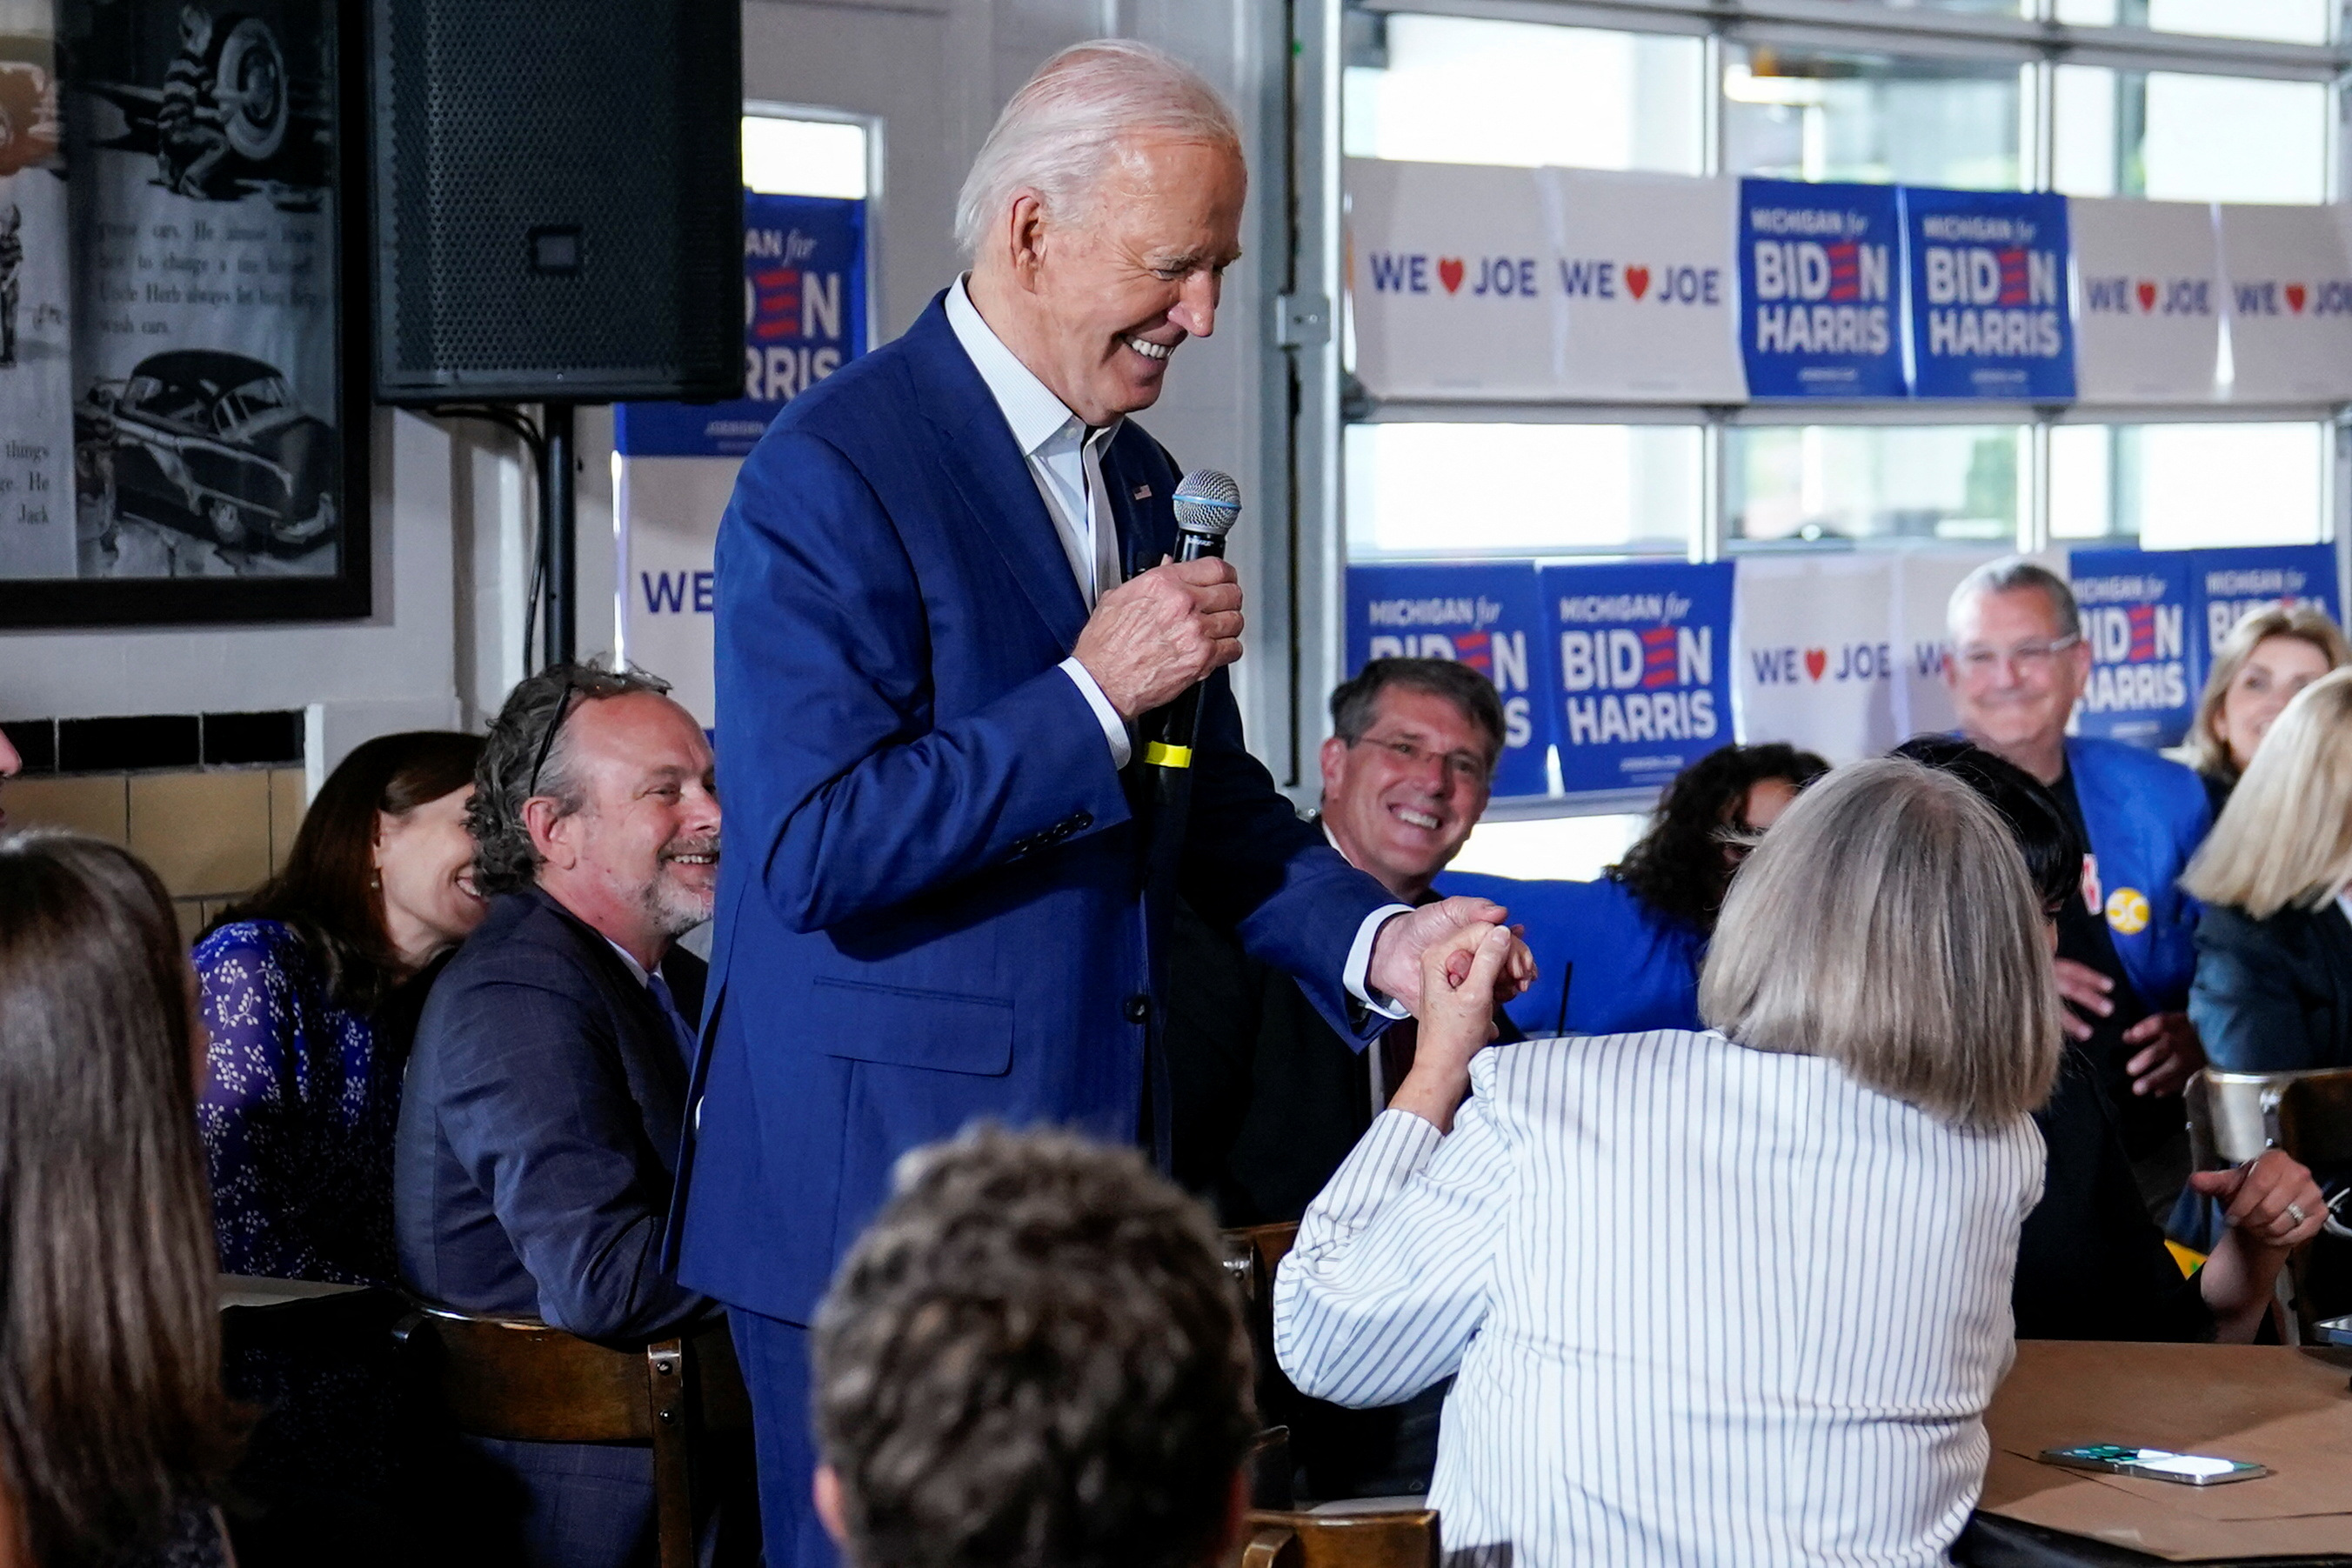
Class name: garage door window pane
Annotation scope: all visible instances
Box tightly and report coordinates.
[1728,426,2025,545]
[2049,424,2325,547]
[2054,67,2326,203]
[1344,15,1705,173]
[2057,0,2330,45]
[1346,424,1700,557]
[1726,46,2026,190]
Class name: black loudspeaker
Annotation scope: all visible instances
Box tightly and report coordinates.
[364,0,743,404]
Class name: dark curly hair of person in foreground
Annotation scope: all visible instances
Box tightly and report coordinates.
[812,1127,1258,1568]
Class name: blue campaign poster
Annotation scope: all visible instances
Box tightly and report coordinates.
[2069,548,2194,747]
[1346,562,1552,798]
[1539,561,1734,795]
[615,193,869,457]
[2190,545,2340,679]
[1737,178,1907,398]
[1903,187,2075,401]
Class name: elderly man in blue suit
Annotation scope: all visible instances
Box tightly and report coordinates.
[674,38,1527,1568]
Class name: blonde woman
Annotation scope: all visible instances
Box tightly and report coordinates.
[1275,759,2058,1568]
[2184,667,2352,1071]
[2187,604,2349,814]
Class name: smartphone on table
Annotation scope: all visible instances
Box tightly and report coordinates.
[2039,1445,2268,1485]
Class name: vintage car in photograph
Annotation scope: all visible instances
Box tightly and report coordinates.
[77,350,338,557]
[81,13,332,197]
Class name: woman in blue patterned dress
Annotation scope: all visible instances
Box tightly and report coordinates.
[195,731,484,1286]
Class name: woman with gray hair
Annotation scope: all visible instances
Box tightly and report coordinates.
[1276,758,2060,1567]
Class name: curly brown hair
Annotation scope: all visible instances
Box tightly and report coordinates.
[813,1127,1256,1568]
[1612,741,1831,936]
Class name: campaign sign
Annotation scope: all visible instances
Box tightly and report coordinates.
[1904,187,2076,401]
[1540,561,1734,795]
[2068,197,2222,404]
[1736,178,1906,399]
[1547,169,1747,403]
[2192,544,2340,674]
[2069,548,2194,747]
[2215,204,2352,403]
[1733,555,1900,763]
[616,193,868,457]
[1346,563,1552,798]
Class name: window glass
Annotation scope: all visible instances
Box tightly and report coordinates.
[2048,424,2325,546]
[2057,0,2331,45]
[1725,45,2027,190]
[1343,15,1706,173]
[1727,425,2026,544]
[2054,67,2327,203]
[1346,424,1701,557]
[742,115,868,199]
[1446,813,1649,884]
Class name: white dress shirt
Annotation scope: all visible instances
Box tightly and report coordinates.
[945,276,1407,1010]
[1275,1030,2047,1567]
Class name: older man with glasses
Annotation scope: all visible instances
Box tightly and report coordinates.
[1943,557,2211,1223]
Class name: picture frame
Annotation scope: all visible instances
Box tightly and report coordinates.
[0,0,371,628]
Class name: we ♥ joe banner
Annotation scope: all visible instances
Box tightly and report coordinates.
[1345,562,1554,799]
[1348,160,2352,404]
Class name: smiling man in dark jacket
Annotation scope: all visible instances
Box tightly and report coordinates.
[396,663,725,1568]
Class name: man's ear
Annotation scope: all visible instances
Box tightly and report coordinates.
[521,796,577,874]
[1318,733,1349,801]
[812,1465,851,1550]
[1006,191,1049,288]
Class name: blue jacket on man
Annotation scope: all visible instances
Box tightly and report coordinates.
[672,292,1395,1327]
[1438,871,1706,1039]
[2063,735,2210,1011]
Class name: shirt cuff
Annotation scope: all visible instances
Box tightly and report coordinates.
[1059,657,1132,770]
[1346,904,1416,1017]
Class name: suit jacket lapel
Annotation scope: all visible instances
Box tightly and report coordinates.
[1102,427,1171,583]
[901,296,1088,650]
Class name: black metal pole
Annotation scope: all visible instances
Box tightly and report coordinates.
[540,403,577,669]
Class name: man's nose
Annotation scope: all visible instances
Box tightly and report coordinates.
[1168,270,1219,338]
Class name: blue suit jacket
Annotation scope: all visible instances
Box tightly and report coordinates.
[673,293,1394,1324]
[395,887,712,1343]
[2065,736,2210,1012]
[1438,871,1706,1039]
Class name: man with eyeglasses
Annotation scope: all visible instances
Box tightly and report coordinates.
[396,664,745,1568]
[1943,557,2211,1220]
[1166,657,1517,1501]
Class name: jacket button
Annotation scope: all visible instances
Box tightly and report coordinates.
[1071,811,1092,831]
[1122,992,1151,1024]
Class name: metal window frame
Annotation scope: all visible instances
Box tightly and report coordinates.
[1291,0,2352,819]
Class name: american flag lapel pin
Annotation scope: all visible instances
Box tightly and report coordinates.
[1132,484,1153,500]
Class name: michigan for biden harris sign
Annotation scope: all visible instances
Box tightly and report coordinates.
[2068,548,2193,747]
[1346,563,1552,798]
[1904,188,2076,400]
[1738,179,1905,398]
[1540,562,1734,796]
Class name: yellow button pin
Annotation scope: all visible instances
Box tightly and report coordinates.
[2105,887,2150,937]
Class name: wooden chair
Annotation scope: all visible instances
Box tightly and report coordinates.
[2275,1069,2352,1342]
[391,1307,752,1568]
[1228,1505,1439,1568]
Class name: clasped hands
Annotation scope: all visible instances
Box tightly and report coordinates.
[1378,909,1533,1135]
[2052,958,2205,1096]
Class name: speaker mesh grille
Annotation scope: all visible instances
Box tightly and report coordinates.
[372,0,742,400]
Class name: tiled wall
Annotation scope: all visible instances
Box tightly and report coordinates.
[3,713,307,946]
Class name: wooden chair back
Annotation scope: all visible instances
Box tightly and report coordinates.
[1229,1507,1439,1568]
[393,1307,749,1568]
[2275,1070,2352,1170]
[2188,1067,2352,1342]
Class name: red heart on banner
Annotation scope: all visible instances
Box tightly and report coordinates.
[1804,649,1827,682]
[2136,280,2156,312]
[1625,265,1652,300]
[2288,283,2309,313]
[1438,257,1465,294]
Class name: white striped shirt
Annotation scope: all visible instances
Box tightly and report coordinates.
[1273,1030,2046,1568]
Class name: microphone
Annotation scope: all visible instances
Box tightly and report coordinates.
[1144,469,1241,774]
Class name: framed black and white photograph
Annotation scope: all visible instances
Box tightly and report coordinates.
[0,0,369,627]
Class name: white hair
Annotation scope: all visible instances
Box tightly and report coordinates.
[953,39,1242,262]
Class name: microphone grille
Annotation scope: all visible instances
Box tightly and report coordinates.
[1172,469,1241,537]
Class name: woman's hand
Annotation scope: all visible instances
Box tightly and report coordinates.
[2186,1150,2329,1342]
[1389,922,1513,1135]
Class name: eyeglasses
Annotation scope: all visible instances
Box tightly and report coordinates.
[525,678,579,799]
[1954,634,2081,678]
[1348,732,1492,786]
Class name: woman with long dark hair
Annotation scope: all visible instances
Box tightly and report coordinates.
[195,730,484,1285]
[0,831,240,1567]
